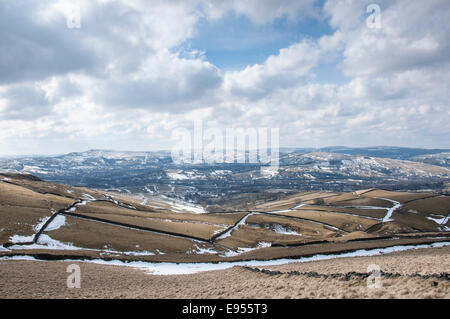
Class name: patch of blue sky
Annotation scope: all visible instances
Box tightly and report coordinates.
[185,11,334,71]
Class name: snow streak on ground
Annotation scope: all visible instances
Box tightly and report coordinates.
[271,224,300,236]
[3,242,449,276]
[82,194,97,201]
[220,242,272,257]
[169,201,207,214]
[8,234,80,250]
[380,198,402,223]
[215,213,258,240]
[335,198,401,223]
[9,235,34,244]
[426,214,450,231]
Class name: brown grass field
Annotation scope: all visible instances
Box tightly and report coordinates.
[1,172,450,261]
[1,245,448,299]
[1,172,449,299]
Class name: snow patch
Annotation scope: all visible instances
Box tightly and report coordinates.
[192,245,218,255]
[426,214,450,230]
[167,172,189,180]
[82,193,96,201]
[36,235,80,250]
[2,242,450,275]
[272,224,300,236]
[10,235,34,243]
[216,213,257,240]
[221,242,272,257]
[46,215,66,231]
[379,198,402,223]
[169,201,207,214]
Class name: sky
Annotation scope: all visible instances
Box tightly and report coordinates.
[0,0,449,156]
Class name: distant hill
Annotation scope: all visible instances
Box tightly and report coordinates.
[0,147,449,205]
[286,146,450,161]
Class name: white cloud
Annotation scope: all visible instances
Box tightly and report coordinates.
[97,49,222,111]
[0,0,449,154]
[224,40,320,99]
[200,0,318,23]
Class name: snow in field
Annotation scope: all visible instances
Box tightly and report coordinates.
[339,199,401,222]
[4,241,449,275]
[220,242,272,257]
[33,209,66,233]
[144,186,153,194]
[7,234,81,250]
[167,172,189,180]
[212,227,230,235]
[269,209,293,214]
[260,167,279,178]
[106,195,119,205]
[118,250,156,256]
[271,224,300,236]
[77,200,88,206]
[10,235,34,243]
[427,215,446,224]
[380,198,402,223]
[7,234,159,256]
[249,222,300,236]
[36,235,79,249]
[215,213,257,240]
[192,244,217,255]
[426,215,450,230]
[169,201,207,214]
[46,215,66,231]
[82,193,96,201]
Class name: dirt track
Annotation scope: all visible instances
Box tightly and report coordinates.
[1,246,449,299]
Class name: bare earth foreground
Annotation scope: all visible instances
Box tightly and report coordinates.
[1,246,449,299]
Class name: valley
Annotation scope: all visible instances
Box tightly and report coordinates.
[1,172,449,268]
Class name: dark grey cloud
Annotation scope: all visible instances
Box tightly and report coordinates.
[98,60,222,111]
[0,1,101,85]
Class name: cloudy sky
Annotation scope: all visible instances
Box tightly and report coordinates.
[0,0,449,155]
